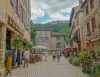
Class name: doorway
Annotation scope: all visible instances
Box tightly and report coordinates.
[6,29,11,49]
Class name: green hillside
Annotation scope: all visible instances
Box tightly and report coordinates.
[34,21,71,44]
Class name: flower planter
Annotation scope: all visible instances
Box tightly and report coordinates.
[95,73,100,77]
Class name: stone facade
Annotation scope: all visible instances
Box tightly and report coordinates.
[51,32,65,52]
[35,29,51,51]
[70,0,100,52]
[35,29,65,52]
[0,0,31,75]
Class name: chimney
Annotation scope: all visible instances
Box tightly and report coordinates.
[79,0,83,6]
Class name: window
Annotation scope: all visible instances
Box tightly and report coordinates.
[18,2,23,22]
[56,42,61,48]
[23,9,27,26]
[11,0,18,11]
[41,31,45,35]
[87,23,91,33]
[56,36,61,40]
[37,37,49,42]
[44,32,47,35]
[90,0,94,9]
[81,27,83,39]
[44,37,49,42]
[74,30,80,42]
[91,17,96,32]
[86,5,89,15]
[11,0,23,23]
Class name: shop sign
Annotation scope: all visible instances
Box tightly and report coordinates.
[8,16,23,35]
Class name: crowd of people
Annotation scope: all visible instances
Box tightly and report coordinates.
[52,51,62,62]
[4,48,67,76]
[42,50,67,62]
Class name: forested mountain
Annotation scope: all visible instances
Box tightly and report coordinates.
[34,21,71,44]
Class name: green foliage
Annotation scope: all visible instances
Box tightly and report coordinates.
[14,36,21,47]
[72,57,80,66]
[96,50,100,58]
[95,64,100,77]
[80,50,93,74]
[30,21,36,42]
[23,42,32,50]
[69,54,73,64]
[80,50,90,60]
[91,49,97,59]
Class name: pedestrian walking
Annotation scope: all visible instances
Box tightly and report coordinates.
[57,51,61,62]
[5,48,12,76]
[24,49,30,67]
[52,52,56,61]
[44,52,48,61]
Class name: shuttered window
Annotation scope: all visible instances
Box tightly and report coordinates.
[11,0,18,12]
[91,17,96,32]
[90,0,94,9]
[87,23,91,33]
[86,5,89,15]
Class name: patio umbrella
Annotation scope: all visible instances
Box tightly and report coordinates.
[32,46,47,49]
[32,46,47,53]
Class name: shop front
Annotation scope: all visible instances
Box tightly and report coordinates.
[6,16,24,69]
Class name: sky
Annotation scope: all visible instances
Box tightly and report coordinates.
[31,0,79,24]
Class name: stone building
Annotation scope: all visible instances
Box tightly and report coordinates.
[51,32,65,52]
[70,0,100,52]
[35,29,51,51]
[70,6,80,49]
[0,0,31,75]
[81,0,100,51]
[35,29,65,52]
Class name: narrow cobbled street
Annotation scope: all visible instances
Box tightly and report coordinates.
[8,56,88,77]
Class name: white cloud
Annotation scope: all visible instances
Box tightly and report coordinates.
[60,8,72,14]
[41,3,49,10]
[31,0,45,20]
[31,0,79,23]
[41,13,70,24]
[50,13,70,21]
[31,8,45,20]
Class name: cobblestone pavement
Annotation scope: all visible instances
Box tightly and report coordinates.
[7,56,88,77]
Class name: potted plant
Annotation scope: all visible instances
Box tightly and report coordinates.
[91,49,96,60]
[95,64,100,77]
[23,42,32,50]
[96,50,100,60]
[72,57,80,66]
[14,36,21,47]
[80,50,93,74]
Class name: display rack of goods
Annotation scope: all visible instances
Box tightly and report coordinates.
[30,54,36,63]
[36,54,42,62]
